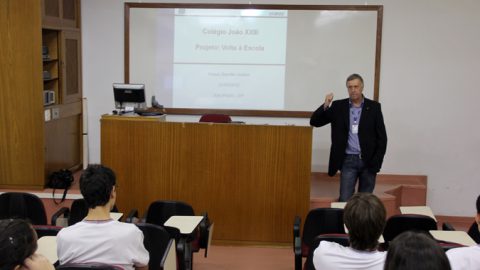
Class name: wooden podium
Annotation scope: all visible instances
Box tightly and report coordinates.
[101,115,312,244]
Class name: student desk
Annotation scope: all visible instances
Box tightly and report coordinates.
[36,236,57,264]
[165,215,204,270]
[430,230,477,246]
[331,202,347,209]
[110,212,123,221]
[400,206,437,221]
[164,216,203,235]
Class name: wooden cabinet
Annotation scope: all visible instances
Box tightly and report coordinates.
[42,0,80,29]
[42,4,83,177]
[0,0,45,188]
[42,29,82,105]
[43,29,60,106]
[44,102,82,176]
[0,0,82,188]
[61,30,82,104]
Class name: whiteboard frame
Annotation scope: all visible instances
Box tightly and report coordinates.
[124,3,383,118]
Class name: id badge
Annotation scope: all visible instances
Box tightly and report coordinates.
[352,124,359,134]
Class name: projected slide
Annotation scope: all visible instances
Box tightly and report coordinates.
[172,9,287,109]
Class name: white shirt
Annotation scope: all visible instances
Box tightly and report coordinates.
[447,245,480,270]
[313,241,386,270]
[57,220,149,270]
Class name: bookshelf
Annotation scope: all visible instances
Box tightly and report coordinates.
[41,0,83,178]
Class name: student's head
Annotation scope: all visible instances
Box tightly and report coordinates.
[344,193,386,250]
[476,194,480,214]
[384,231,451,270]
[476,194,480,228]
[0,219,37,270]
[80,164,116,209]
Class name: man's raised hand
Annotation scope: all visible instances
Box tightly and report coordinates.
[324,93,334,109]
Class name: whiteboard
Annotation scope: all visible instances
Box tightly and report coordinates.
[126,4,383,117]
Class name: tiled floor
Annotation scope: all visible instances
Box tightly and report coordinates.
[194,245,294,270]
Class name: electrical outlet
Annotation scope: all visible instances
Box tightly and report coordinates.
[52,107,60,119]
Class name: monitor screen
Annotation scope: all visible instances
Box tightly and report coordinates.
[113,83,147,109]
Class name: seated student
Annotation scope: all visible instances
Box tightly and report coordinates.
[384,231,451,270]
[313,193,386,270]
[0,219,55,270]
[57,164,149,270]
[446,194,480,270]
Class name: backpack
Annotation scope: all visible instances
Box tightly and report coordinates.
[47,169,74,204]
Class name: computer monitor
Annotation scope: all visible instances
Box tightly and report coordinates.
[113,83,147,110]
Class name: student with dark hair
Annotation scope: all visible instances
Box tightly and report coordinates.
[446,194,480,269]
[57,164,149,270]
[0,219,55,270]
[313,193,387,269]
[384,231,451,270]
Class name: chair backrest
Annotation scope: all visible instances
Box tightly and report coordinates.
[305,233,350,270]
[442,222,456,231]
[199,114,231,123]
[56,264,121,270]
[68,199,120,226]
[145,200,212,259]
[33,225,62,238]
[136,223,175,270]
[467,221,480,243]
[383,214,437,243]
[0,192,48,225]
[145,200,195,226]
[68,199,89,226]
[301,208,345,257]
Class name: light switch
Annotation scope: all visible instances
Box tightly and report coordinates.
[44,109,51,122]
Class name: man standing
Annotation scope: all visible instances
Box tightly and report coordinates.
[310,74,387,202]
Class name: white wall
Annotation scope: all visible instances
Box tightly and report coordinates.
[82,0,480,216]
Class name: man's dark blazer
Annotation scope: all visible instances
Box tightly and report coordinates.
[310,97,387,176]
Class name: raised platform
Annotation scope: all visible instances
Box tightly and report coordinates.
[310,172,427,218]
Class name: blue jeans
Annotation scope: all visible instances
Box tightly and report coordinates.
[338,154,377,202]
